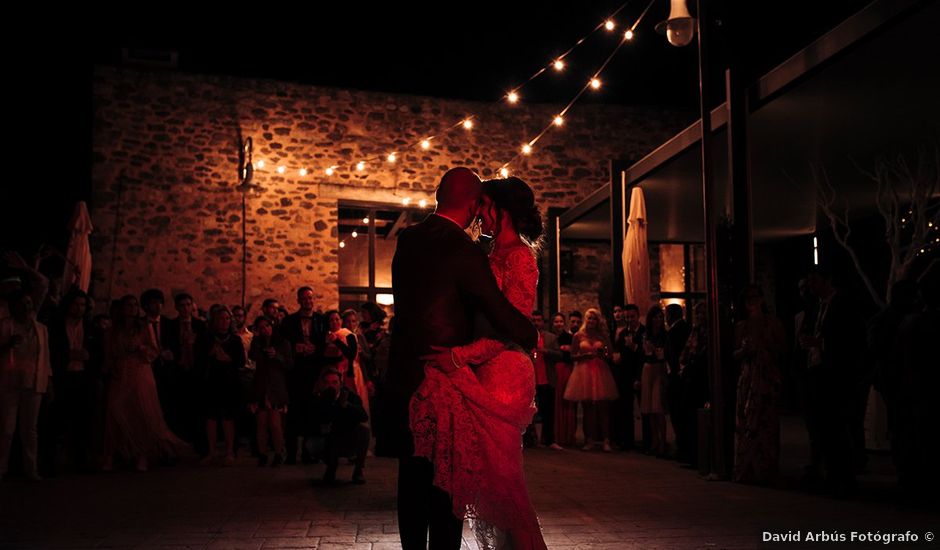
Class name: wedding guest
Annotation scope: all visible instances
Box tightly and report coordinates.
[665,303,691,460]
[0,291,52,481]
[0,251,49,321]
[312,367,369,484]
[248,316,291,467]
[343,309,373,385]
[195,305,245,466]
[101,295,186,472]
[530,311,560,448]
[261,298,281,329]
[551,312,576,448]
[164,292,207,452]
[640,306,668,457]
[324,310,369,418]
[733,286,785,484]
[567,310,583,335]
[231,305,253,362]
[612,304,645,451]
[279,287,325,464]
[678,302,709,467]
[564,308,618,452]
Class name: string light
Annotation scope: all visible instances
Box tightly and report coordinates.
[277,166,286,174]
[418,199,428,208]
[605,20,616,31]
[500,167,510,178]
[299,168,308,176]
[387,152,397,163]
[553,115,565,126]
[522,143,533,155]
[256,160,265,169]
[624,29,635,40]
[553,59,565,71]
[462,118,474,130]
[339,241,346,249]
[356,161,366,171]
[402,197,412,206]
[325,167,335,176]
[420,139,431,150]
[590,78,602,89]
[363,217,370,224]
[507,91,519,104]
[351,231,358,238]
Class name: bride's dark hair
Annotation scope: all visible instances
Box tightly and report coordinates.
[482,177,544,246]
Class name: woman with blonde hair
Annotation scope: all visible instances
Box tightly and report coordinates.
[563,308,619,451]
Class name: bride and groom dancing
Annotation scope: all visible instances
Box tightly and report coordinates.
[382,167,549,550]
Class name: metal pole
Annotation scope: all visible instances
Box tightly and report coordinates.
[241,191,247,309]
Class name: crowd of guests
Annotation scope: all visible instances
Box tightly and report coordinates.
[0,253,389,485]
[2,247,936,503]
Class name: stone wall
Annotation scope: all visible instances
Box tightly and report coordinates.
[91,66,689,310]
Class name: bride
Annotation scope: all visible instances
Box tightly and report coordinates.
[410,176,548,550]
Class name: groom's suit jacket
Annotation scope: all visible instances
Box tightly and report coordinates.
[379,213,537,458]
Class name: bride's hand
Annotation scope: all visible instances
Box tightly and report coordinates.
[420,345,459,374]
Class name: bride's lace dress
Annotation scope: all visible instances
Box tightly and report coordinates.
[411,245,547,550]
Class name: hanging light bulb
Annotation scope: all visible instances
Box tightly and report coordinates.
[299,168,308,177]
[655,0,696,47]
[339,241,346,249]
[387,152,397,163]
[499,167,510,178]
[277,166,286,174]
[362,217,370,224]
[325,167,335,176]
[462,118,474,130]
[507,91,519,104]
[553,59,565,71]
[522,143,533,155]
[590,78,602,90]
[605,20,616,31]
[356,161,366,171]
[420,139,431,150]
[256,160,265,169]
[418,199,428,208]
[553,115,564,126]
[351,231,358,238]
[402,197,412,206]
[624,29,635,41]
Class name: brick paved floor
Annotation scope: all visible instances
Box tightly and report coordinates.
[0,445,935,550]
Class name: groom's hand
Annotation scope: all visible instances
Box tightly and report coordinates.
[420,345,459,374]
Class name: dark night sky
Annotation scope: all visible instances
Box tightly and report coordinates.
[4,0,871,254]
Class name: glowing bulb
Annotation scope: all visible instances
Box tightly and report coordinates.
[522,144,533,155]
[277,166,286,174]
[656,0,696,47]
[462,119,474,130]
[605,20,615,31]
[339,241,346,249]
[507,91,519,104]
[499,167,509,178]
[624,29,635,40]
[420,139,431,150]
[590,78,602,90]
[387,152,397,163]
[362,217,370,224]
[351,231,358,238]
[402,197,412,206]
[256,160,265,169]
[553,115,564,126]
[356,161,366,171]
[553,59,565,71]
[299,168,308,176]
[929,222,934,228]
[325,167,335,176]
[418,199,428,208]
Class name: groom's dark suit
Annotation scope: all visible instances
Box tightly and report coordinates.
[384,213,536,550]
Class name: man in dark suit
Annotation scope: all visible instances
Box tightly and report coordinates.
[665,303,691,460]
[163,292,208,451]
[612,304,645,451]
[279,286,326,464]
[383,167,537,550]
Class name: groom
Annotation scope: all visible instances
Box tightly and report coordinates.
[382,167,538,550]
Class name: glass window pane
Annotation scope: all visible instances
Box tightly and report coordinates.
[659,243,686,293]
[338,207,370,287]
[339,293,368,314]
[690,244,706,293]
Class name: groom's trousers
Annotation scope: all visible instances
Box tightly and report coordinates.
[398,456,463,550]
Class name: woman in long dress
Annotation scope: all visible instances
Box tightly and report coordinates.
[102,295,187,471]
[324,310,370,419]
[733,285,785,484]
[411,177,548,550]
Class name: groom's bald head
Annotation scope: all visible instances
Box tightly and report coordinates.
[435,167,482,210]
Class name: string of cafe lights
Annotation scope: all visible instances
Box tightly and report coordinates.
[252,0,657,209]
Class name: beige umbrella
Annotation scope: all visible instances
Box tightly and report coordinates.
[622,187,652,313]
[64,201,94,292]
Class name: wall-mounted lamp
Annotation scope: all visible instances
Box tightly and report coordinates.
[236,136,261,193]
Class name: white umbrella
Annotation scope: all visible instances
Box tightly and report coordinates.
[622,187,652,313]
[64,201,94,292]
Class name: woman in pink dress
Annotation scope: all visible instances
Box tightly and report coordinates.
[563,309,619,451]
[102,295,187,471]
[411,177,548,550]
